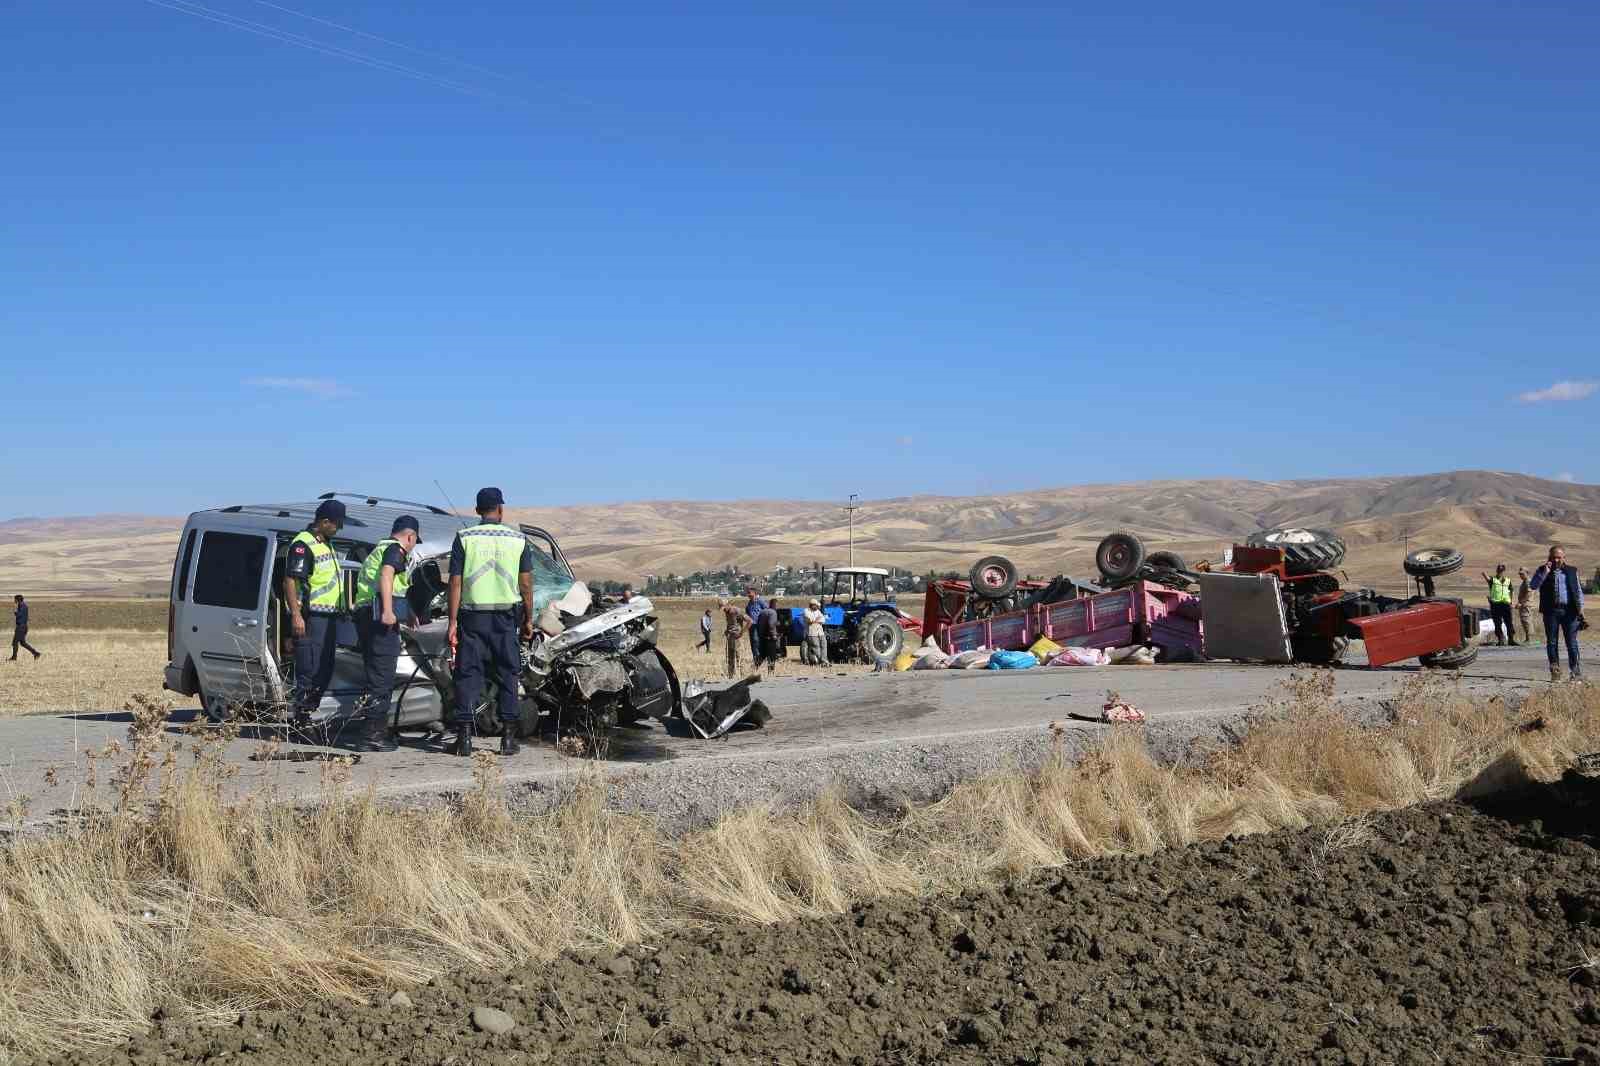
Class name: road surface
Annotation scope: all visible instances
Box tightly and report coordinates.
[0,644,1554,830]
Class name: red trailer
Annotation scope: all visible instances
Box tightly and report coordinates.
[923,579,1204,660]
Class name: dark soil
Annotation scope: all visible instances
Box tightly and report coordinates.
[52,776,1600,1066]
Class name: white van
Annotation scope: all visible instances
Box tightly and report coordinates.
[163,492,679,737]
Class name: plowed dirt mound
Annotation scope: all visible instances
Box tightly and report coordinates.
[54,777,1600,1066]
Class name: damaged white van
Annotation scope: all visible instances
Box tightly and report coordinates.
[163,492,682,738]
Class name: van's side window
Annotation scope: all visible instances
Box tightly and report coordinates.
[193,532,268,611]
[175,530,198,601]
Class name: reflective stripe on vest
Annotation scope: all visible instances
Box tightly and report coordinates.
[459,523,523,610]
[1489,576,1512,603]
[293,530,343,614]
[354,539,410,607]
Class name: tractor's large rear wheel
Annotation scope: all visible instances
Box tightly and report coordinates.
[1403,547,1464,579]
[969,556,1019,600]
[1245,528,1347,575]
[857,610,905,665]
[1096,531,1147,585]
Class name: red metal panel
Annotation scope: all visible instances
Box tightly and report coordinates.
[988,612,1031,651]
[1090,588,1134,630]
[1348,602,1464,667]
[1038,599,1089,640]
[944,619,989,654]
[1230,545,1286,576]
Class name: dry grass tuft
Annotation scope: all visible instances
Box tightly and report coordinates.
[1,677,1597,1062]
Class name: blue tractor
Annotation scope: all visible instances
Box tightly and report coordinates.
[786,567,912,665]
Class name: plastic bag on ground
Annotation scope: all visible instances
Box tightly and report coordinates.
[948,649,992,670]
[986,650,1039,670]
[1029,636,1063,662]
[1049,646,1110,667]
[1110,645,1157,665]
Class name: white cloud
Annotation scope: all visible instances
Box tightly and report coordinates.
[1556,472,1576,482]
[1517,380,1597,404]
[244,377,352,400]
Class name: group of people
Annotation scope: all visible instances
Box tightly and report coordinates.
[284,487,535,757]
[1483,544,1587,681]
[703,588,831,677]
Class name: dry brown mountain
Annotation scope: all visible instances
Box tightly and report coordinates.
[3,471,1596,599]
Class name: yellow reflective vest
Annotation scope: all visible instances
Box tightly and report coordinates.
[354,538,410,608]
[291,530,342,614]
[458,523,524,611]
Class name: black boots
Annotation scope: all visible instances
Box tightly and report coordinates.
[500,732,520,757]
[450,724,474,757]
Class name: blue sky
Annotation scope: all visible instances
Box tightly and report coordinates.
[4,1,1597,517]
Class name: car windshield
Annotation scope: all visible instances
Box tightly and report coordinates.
[528,542,575,612]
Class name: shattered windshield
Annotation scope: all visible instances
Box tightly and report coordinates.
[529,542,574,613]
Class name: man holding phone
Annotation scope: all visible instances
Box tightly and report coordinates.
[1528,544,1585,682]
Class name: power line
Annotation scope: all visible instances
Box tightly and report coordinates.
[135,0,525,105]
[245,0,515,83]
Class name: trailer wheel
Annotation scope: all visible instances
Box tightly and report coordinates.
[1290,635,1349,664]
[1096,531,1147,584]
[857,610,905,664]
[1245,528,1347,575]
[1146,550,1189,573]
[1419,642,1479,670]
[1403,547,1464,579]
[969,556,1019,599]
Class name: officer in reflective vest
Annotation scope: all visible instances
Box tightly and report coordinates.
[446,487,534,757]
[283,499,346,730]
[351,515,422,752]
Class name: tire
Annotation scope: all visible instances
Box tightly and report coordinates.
[1245,528,1346,575]
[1096,531,1147,585]
[1146,550,1189,573]
[857,610,905,664]
[1403,547,1464,579]
[969,556,1019,600]
[1290,635,1349,665]
[1420,643,1479,670]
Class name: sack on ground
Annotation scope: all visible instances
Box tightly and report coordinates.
[1049,646,1109,667]
[986,650,1039,670]
[893,651,917,672]
[947,649,992,669]
[913,649,949,669]
[1028,636,1063,662]
[1110,645,1157,665]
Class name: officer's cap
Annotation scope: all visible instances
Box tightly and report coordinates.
[314,500,347,525]
[391,515,422,541]
[475,487,505,511]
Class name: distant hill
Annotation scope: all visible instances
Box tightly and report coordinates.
[3,471,1596,598]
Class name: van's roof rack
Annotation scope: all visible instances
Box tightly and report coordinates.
[317,491,453,516]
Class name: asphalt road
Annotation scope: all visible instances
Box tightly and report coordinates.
[0,643,1556,829]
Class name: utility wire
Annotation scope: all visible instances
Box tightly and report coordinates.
[246,0,515,83]
[136,0,526,104]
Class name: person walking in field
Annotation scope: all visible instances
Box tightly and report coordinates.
[1482,564,1518,646]
[10,595,40,661]
[1516,566,1534,644]
[350,515,421,753]
[803,598,829,666]
[697,608,713,652]
[720,597,749,678]
[1529,544,1585,682]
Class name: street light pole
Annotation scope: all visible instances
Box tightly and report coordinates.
[845,494,860,566]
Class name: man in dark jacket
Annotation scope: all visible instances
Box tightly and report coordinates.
[1528,544,1585,682]
[10,595,40,660]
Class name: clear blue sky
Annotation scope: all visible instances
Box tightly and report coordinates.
[5,1,1597,517]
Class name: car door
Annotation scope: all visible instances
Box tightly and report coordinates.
[186,527,276,712]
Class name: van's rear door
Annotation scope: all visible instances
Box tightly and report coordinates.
[187,529,277,713]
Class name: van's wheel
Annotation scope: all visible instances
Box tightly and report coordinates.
[969,556,1019,600]
[1419,643,1478,670]
[1290,635,1349,664]
[1245,528,1347,575]
[1403,547,1464,579]
[1096,531,1147,585]
[858,610,905,664]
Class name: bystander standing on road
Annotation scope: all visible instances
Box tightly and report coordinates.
[744,587,767,662]
[803,598,829,666]
[1516,566,1534,645]
[720,597,749,677]
[698,608,713,652]
[1482,564,1518,646]
[758,597,782,673]
[9,595,41,661]
[1529,544,1586,682]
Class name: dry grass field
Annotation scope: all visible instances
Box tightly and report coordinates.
[1,674,1596,1061]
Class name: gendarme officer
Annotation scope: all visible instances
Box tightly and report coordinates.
[351,514,422,752]
[446,487,534,757]
[283,499,346,732]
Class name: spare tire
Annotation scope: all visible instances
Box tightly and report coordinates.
[1245,527,1346,575]
[1146,550,1189,572]
[969,555,1019,600]
[857,610,905,664]
[1404,547,1464,579]
[1096,531,1147,584]
[1420,642,1478,670]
